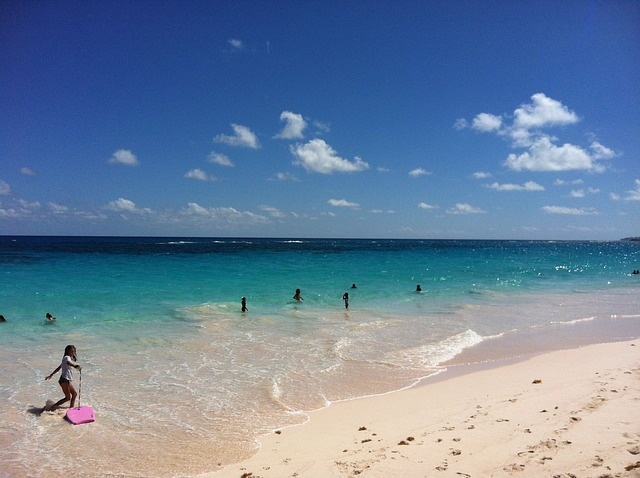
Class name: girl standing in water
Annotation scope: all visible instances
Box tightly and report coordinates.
[45,345,82,409]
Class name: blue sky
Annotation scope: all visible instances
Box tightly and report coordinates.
[1,0,639,239]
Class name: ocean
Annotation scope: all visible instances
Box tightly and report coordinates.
[1,236,638,477]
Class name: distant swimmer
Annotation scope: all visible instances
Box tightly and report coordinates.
[342,292,349,309]
[293,288,304,302]
[416,285,422,292]
[633,270,640,275]
[241,297,248,312]
[45,312,56,321]
[351,283,357,289]
[0,315,6,322]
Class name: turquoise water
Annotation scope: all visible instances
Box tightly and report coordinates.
[1,237,639,477]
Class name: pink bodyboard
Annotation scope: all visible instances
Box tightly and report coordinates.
[66,406,95,425]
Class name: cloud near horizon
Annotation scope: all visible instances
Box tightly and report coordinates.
[542,205,598,215]
[291,139,369,174]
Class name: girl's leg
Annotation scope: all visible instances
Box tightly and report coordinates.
[53,382,72,409]
[68,382,78,408]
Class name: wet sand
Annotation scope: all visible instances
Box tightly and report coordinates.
[206,340,640,478]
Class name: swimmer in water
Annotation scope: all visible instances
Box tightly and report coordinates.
[293,288,303,302]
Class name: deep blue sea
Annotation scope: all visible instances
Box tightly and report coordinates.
[1,236,639,477]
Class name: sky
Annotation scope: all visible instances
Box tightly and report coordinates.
[1,0,639,240]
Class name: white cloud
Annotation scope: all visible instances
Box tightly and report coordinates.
[214,124,260,149]
[473,171,492,179]
[185,169,214,181]
[541,205,598,215]
[0,180,10,195]
[180,203,269,226]
[504,136,596,172]
[328,198,360,208]
[21,167,36,176]
[418,202,437,210]
[453,118,468,130]
[228,38,244,50]
[569,189,585,198]
[409,168,432,177]
[108,149,139,166]
[208,152,234,167]
[485,181,545,191]
[48,202,69,213]
[260,205,287,218]
[625,179,640,201]
[472,113,502,132]
[462,94,613,174]
[274,111,307,139]
[291,139,369,174]
[446,203,487,214]
[610,192,621,201]
[270,172,299,182]
[554,179,583,186]
[106,197,151,214]
[513,93,579,130]
[589,141,616,160]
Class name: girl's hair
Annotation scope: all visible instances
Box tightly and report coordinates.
[64,345,77,360]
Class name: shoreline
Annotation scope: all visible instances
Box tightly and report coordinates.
[206,334,640,477]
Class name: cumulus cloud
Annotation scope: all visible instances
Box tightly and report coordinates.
[513,93,579,130]
[625,179,640,201]
[21,167,36,176]
[446,203,487,214]
[214,124,260,149]
[108,149,139,166]
[590,141,616,160]
[291,139,369,174]
[409,168,432,177]
[472,113,502,132]
[418,202,437,210]
[274,111,307,139]
[459,93,615,173]
[328,198,360,208]
[541,205,598,215]
[473,171,492,179]
[185,169,214,181]
[504,136,597,172]
[106,197,151,214]
[485,181,545,191]
[208,152,234,167]
[0,179,10,195]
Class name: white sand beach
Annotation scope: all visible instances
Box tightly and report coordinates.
[207,340,640,478]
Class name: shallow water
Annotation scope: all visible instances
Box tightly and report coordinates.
[1,237,639,477]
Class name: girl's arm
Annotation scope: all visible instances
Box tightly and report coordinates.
[45,365,61,380]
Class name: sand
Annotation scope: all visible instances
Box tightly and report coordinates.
[205,340,640,478]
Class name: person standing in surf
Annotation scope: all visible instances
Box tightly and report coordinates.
[342,292,349,309]
[293,288,304,302]
[45,345,82,409]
